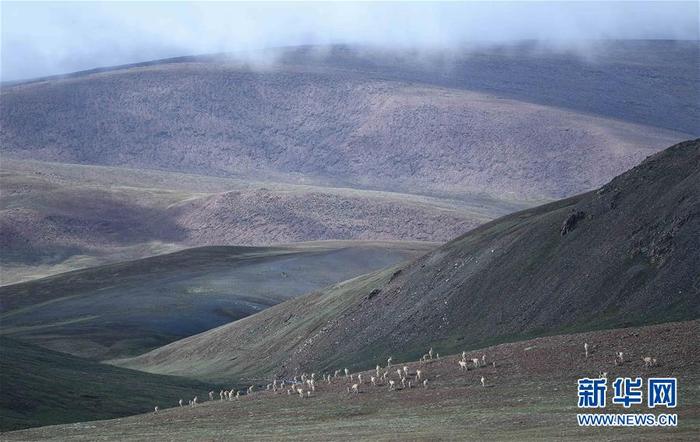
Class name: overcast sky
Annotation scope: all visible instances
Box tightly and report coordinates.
[1,1,698,81]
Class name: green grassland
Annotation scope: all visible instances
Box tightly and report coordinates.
[0,337,219,432]
[0,242,430,361]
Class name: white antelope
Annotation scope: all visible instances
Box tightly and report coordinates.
[643,356,657,368]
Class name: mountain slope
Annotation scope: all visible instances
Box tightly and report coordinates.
[1,44,691,202]
[117,139,700,381]
[0,241,432,360]
[0,337,216,432]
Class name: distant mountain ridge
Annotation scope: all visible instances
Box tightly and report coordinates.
[1,43,692,201]
[6,42,698,134]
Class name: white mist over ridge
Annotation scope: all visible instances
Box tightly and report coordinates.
[1,1,698,81]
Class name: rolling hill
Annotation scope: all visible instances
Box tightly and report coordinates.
[116,139,700,382]
[1,43,693,203]
[0,158,515,285]
[1,159,502,285]
[0,337,218,432]
[0,241,432,360]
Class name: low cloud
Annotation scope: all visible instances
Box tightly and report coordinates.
[1,1,698,81]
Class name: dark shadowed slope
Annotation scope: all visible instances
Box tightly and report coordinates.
[0,337,216,432]
[0,241,432,360]
[1,44,691,202]
[1,160,503,285]
[118,139,699,382]
[8,321,699,440]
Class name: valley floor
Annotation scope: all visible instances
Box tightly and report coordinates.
[5,320,698,441]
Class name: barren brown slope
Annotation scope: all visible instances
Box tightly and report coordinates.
[117,139,700,382]
[1,160,505,285]
[169,188,488,246]
[1,45,692,202]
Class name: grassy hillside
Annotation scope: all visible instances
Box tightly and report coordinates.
[118,140,700,381]
[0,242,432,360]
[7,320,699,440]
[1,160,501,285]
[1,44,691,202]
[0,337,218,432]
